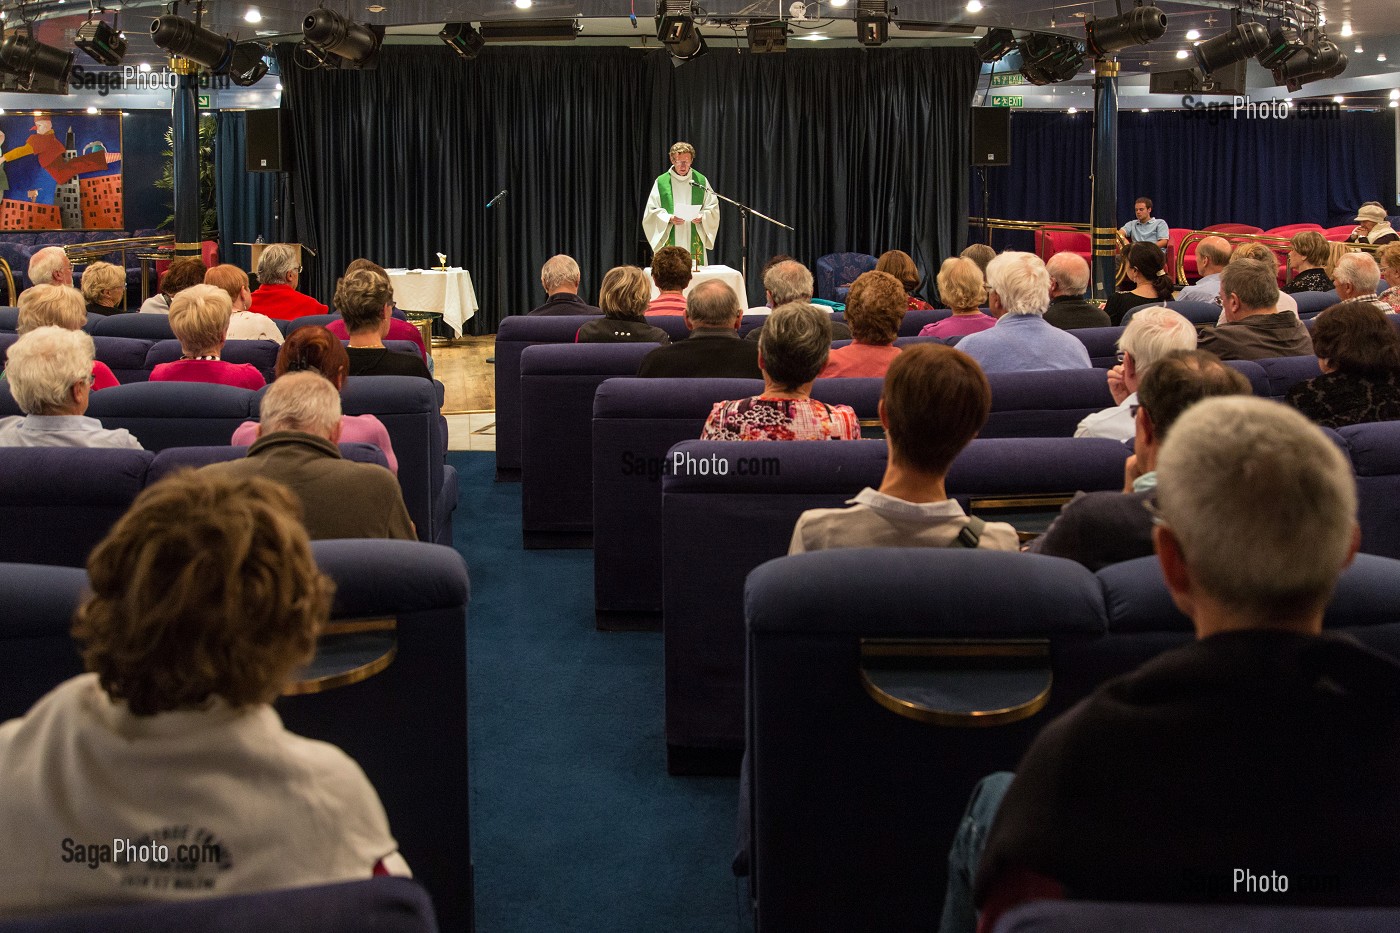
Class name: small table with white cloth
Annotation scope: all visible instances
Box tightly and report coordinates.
[645,264,748,311]
[385,268,479,338]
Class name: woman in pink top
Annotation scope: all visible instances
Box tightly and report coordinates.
[645,245,693,317]
[148,285,267,390]
[230,326,398,473]
[919,257,996,339]
[820,270,905,378]
[325,259,428,361]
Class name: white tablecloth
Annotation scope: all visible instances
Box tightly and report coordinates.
[645,264,748,310]
[386,269,478,337]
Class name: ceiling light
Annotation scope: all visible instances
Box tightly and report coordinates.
[1085,5,1166,57]
[1140,107,1149,112]
[440,22,485,59]
[1067,106,1077,113]
[974,27,1015,63]
[138,61,151,72]
[75,16,127,66]
[1019,33,1083,84]
[245,8,263,23]
[856,0,890,46]
[793,33,830,40]
[966,0,982,11]
[1332,95,1343,103]
[1340,21,1352,37]
[1390,89,1399,100]
[1175,49,1188,59]
[151,15,233,70]
[86,106,98,114]
[1355,44,1363,53]
[302,7,383,67]
[829,0,848,6]
[1259,25,1347,90]
[513,0,532,8]
[748,23,789,53]
[0,31,75,89]
[1194,22,1268,75]
[1391,101,1398,109]
[656,0,694,44]
[1185,29,1200,40]
[227,41,269,85]
[1378,53,1387,62]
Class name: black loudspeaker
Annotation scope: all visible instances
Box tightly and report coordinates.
[970,107,1011,166]
[245,108,287,173]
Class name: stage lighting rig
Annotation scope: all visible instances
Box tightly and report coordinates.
[1019,33,1083,84]
[227,40,268,85]
[748,22,788,53]
[1192,21,1269,74]
[302,7,383,69]
[656,0,707,63]
[0,29,73,90]
[440,22,485,59]
[75,9,127,66]
[1264,26,1345,89]
[974,27,1015,63]
[856,0,889,47]
[1085,5,1166,57]
[151,14,233,70]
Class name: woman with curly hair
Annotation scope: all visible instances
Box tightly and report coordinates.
[1288,301,1400,428]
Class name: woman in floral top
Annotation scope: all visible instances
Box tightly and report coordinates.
[701,303,861,441]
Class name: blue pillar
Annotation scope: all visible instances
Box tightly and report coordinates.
[171,62,202,258]
[1090,58,1119,300]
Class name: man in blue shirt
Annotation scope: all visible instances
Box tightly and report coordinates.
[954,252,1092,373]
[1116,197,1169,251]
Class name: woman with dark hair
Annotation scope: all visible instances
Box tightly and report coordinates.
[1105,243,1174,326]
[1283,230,1335,294]
[1288,301,1400,428]
[577,266,672,344]
[230,325,399,472]
[875,250,933,311]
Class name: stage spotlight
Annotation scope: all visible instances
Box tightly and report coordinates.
[656,0,695,45]
[302,7,382,67]
[1268,28,1345,90]
[856,0,890,47]
[227,41,268,85]
[1256,23,1303,69]
[974,27,1016,63]
[1085,5,1166,57]
[151,14,232,70]
[75,16,127,66]
[668,29,708,62]
[440,22,485,59]
[1192,22,1268,74]
[1019,34,1083,84]
[0,31,73,90]
[747,23,788,53]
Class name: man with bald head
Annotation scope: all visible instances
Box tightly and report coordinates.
[1043,253,1109,330]
[1175,236,1232,305]
[527,254,601,316]
[745,259,851,341]
[638,279,761,378]
[26,247,73,289]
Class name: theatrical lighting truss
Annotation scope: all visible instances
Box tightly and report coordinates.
[440,22,485,59]
[1084,5,1166,58]
[974,27,1016,63]
[74,6,127,66]
[1018,33,1083,85]
[0,28,73,90]
[301,6,384,69]
[855,0,889,47]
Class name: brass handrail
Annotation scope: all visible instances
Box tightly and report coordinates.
[0,257,14,306]
[1174,230,1379,287]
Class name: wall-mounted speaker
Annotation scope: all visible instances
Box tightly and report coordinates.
[970,106,1011,166]
[245,108,288,173]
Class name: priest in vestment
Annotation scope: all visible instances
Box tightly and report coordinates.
[643,141,720,265]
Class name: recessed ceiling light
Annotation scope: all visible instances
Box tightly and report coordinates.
[138,61,151,72]
[1378,53,1388,62]
[1391,101,1399,109]
[1175,49,1188,59]
[276,82,284,91]
[86,106,98,114]
[1340,21,1352,37]
[513,0,532,7]
[1332,95,1343,103]
[1391,89,1399,100]
[244,8,262,23]
[1140,108,1149,112]
[1067,106,1077,113]
[1184,29,1200,40]
[366,3,387,11]
[829,0,848,6]
[793,33,831,40]
[1355,44,1363,53]
[966,0,982,11]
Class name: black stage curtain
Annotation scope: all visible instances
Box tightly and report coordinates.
[274,44,978,332]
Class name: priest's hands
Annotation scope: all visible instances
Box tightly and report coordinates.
[670,216,685,227]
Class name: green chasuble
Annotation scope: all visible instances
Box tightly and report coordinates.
[657,169,709,259]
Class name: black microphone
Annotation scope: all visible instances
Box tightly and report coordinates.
[485,190,507,209]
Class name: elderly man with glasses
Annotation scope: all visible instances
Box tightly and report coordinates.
[248,243,328,322]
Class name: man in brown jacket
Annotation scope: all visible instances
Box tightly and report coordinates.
[1196,258,1313,361]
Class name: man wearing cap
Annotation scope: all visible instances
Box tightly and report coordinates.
[1347,204,1399,246]
[643,142,721,265]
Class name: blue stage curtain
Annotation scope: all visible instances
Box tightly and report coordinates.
[272,44,977,332]
[214,111,278,269]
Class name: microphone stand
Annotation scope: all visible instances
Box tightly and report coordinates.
[693,180,794,284]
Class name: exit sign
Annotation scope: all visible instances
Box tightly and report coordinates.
[990,74,1023,87]
[197,95,210,108]
[990,95,1023,107]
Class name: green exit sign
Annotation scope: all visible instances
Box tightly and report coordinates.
[990,95,1023,107]
[197,95,211,109]
[990,74,1023,87]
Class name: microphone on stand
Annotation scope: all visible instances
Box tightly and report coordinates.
[485,190,507,209]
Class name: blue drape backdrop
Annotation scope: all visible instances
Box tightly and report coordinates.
[214,111,279,269]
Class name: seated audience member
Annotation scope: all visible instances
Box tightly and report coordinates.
[820,270,904,377]
[0,327,141,449]
[336,270,432,379]
[1196,258,1313,360]
[701,303,859,441]
[1105,242,1173,326]
[955,397,1400,933]
[1042,253,1109,330]
[15,285,117,390]
[875,249,933,310]
[139,257,206,314]
[1288,302,1400,428]
[1116,196,1169,250]
[959,244,996,279]
[231,326,398,474]
[0,470,405,915]
[80,261,126,317]
[746,254,797,314]
[1346,203,1399,246]
[1173,235,1231,305]
[645,246,692,317]
[791,343,1017,553]
[204,264,284,343]
[1282,230,1334,294]
[201,371,414,540]
[580,266,672,344]
[1379,243,1400,312]
[1032,350,1250,571]
[1332,251,1390,313]
[527,254,601,316]
[248,244,327,321]
[638,280,760,378]
[1229,241,1298,316]
[919,258,995,338]
[1075,306,1197,441]
[745,260,852,341]
[26,246,73,288]
[149,285,267,390]
[327,260,427,361]
[955,252,1092,373]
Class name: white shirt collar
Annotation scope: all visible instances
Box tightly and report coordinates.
[849,487,968,519]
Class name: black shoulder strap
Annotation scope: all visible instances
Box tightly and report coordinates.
[955,516,985,549]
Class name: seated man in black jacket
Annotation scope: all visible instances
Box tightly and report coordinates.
[941,396,1400,933]
[637,280,761,379]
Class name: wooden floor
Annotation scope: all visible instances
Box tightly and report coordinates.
[435,335,496,414]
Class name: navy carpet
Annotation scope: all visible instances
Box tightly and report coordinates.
[449,451,750,933]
